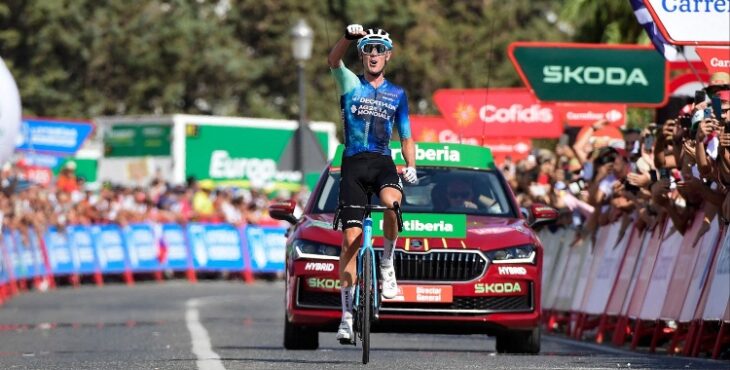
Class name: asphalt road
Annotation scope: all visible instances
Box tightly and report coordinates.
[0,280,725,370]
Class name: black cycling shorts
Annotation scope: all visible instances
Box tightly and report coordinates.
[338,152,403,230]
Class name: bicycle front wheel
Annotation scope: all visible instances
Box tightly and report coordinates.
[360,251,372,364]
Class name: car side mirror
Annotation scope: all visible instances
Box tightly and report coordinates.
[269,200,298,225]
[527,203,559,229]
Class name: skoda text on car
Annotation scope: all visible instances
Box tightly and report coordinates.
[270,142,558,353]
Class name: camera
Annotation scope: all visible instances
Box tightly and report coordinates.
[568,179,585,195]
[659,168,671,180]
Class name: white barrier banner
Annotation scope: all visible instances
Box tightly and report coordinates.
[677,218,721,322]
[702,230,730,320]
[639,224,683,320]
[584,222,632,314]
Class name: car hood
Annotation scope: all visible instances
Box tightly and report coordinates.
[295,213,537,251]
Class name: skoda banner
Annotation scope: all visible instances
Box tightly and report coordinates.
[508,42,668,106]
[432,88,562,138]
[0,57,21,165]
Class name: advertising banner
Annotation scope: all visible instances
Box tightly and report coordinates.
[124,224,161,272]
[679,218,721,322]
[45,227,76,276]
[244,226,287,273]
[508,42,668,106]
[605,229,648,316]
[13,230,44,278]
[433,88,562,138]
[91,225,128,273]
[161,224,190,271]
[187,223,244,270]
[702,230,730,320]
[68,225,98,274]
[695,47,730,73]
[643,0,730,45]
[555,103,626,127]
[639,222,683,320]
[16,118,93,156]
[408,115,532,162]
[104,124,171,157]
[184,124,329,189]
[583,222,631,314]
[0,233,8,284]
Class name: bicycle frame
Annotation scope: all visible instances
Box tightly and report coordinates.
[354,216,379,318]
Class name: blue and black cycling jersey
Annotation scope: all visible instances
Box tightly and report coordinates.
[331,61,411,157]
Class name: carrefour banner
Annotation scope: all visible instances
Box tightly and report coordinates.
[91,225,128,273]
[187,223,244,270]
[68,225,97,274]
[124,224,161,272]
[46,227,76,275]
[244,226,287,273]
[161,224,190,271]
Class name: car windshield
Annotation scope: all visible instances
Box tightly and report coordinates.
[311,167,516,217]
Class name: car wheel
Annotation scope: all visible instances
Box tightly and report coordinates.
[495,327,541,354]
[283,316,319,350]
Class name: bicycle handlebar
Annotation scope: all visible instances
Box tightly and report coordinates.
[333,201,404,232]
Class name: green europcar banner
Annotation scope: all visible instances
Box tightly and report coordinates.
[508,42,668,106]
[371,212,467,238]
[185,124,328,190]
[104,124,172,157]
[331,142,495,169]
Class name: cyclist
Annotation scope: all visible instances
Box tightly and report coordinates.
[327,24,417,342]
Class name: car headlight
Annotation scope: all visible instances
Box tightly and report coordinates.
[293,239,341,260]
[485,245,535,264]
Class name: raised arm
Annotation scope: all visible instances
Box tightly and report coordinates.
[327,24,365,69]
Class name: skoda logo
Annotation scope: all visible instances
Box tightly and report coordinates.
[410,239,423,250]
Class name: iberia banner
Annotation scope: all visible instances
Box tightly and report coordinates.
[432,88,562,139]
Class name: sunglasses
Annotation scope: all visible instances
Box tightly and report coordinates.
[447,191,472,199]
[360,44,388,55]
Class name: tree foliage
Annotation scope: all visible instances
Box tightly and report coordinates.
[0,0,648,125]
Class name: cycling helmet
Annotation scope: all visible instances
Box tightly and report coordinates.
[357,28,393,51]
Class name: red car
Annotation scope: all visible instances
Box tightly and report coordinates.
[270,142,558,353]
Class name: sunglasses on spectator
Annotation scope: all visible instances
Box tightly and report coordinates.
[448,191,472,200]
[360,44,388,55]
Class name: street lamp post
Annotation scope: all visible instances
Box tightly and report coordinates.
[291,19,314,185]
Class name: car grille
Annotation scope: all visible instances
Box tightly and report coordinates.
[376,250,487,282]
[296,280,533,315]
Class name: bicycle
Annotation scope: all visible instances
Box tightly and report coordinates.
[333,196,403,364]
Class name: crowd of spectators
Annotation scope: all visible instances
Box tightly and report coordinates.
[502,72,730,246]
[1,162,299,244]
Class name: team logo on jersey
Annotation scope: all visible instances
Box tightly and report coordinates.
[351,105,357,114]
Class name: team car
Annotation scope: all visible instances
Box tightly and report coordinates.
[270,142,558,353]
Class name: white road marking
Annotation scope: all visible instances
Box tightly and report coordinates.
[186,298,226,370]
